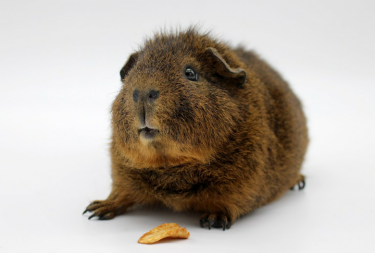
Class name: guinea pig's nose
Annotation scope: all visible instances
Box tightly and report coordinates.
[147,89,159,102]
[133,89,159,103]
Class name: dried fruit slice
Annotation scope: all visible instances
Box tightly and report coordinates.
[138,223,190,244]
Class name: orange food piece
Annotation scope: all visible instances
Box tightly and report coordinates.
[138,223,190,244]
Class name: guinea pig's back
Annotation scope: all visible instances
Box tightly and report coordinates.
[234,47,308,184]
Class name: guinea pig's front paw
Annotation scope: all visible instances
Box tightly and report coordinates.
[199,213,232,231]
[82,200,127,220]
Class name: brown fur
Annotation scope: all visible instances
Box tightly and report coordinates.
[83,28,308,229]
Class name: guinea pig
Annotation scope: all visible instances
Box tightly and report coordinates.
[83,27,308,230]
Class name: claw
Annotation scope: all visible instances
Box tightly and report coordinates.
[83,201,101,215]
[88,213,97,220]
[208,216,215,230]
[298,179,305,190]
[199,218,205,228]
[83,200,129,221]
[99,212,115,220]
[86,201,99,208]
[200,214,231,230]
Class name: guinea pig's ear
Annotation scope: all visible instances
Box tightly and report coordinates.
[204,47,246,87]
[120,52,139,80]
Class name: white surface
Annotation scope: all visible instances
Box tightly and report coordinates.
[1,0,375,252]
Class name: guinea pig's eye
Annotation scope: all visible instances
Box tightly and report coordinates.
[184,66,199,81]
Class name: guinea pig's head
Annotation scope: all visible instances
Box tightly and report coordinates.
[112,29,247,168]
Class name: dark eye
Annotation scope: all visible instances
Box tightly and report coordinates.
[184,66,199,81]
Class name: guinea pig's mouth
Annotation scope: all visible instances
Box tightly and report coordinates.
[138,127,159,140]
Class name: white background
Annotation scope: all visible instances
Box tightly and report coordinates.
[1,0,374,252]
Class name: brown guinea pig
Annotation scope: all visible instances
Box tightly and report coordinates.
[83,27,308,230]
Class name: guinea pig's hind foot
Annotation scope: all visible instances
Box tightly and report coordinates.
[199,214,232,231]
[290,174,305,190]
[82,200,130,220]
